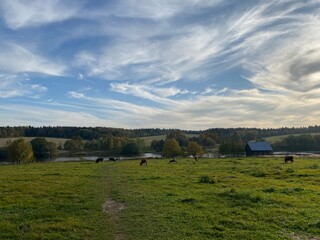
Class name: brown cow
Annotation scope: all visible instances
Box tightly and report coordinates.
[284,156,294,163]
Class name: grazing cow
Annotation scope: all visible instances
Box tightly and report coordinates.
[284,156,294,163]
[109,157,116,162]
[96,157,104,163]
[194,156,198,161]
[169,158,177,163]
[140,159,147,166]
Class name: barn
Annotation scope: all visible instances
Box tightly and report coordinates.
[245,141,273,156]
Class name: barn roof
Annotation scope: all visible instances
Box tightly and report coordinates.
[246,141,273,151]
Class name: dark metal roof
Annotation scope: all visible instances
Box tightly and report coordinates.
[246,141,273,151]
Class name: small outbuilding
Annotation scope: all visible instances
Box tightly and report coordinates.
[245,141,273,156]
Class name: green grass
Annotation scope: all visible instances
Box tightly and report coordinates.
[1,157,320,239]
[104,157,320,240]
[0,161,112,240]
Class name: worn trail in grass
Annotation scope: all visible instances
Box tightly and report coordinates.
[105,157,320,240]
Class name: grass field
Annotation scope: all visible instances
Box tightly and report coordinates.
[1,157,320,239]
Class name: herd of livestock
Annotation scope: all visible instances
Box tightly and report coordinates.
[95,156,295,164]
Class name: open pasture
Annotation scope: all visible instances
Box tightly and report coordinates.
[0,157,319,239]
[105,157,320,240]
[0,161,111,240]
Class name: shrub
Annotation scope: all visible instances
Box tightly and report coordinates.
[280,188,304,194]
[198,175,215,184]
[309,164,319,169]
[286,168,294,173]
[218,188,261,204]
[263,188,276,193]
[251,171,266,177]
[181,198,196,204]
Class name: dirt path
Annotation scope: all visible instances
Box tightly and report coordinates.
[103,198,126,240]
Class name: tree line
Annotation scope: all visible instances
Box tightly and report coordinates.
[0,130,206,163]
[272,134,320,152]
[2,128,320,164]
[2,125,320,142]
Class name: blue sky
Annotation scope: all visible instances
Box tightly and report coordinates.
[0,0,320,130]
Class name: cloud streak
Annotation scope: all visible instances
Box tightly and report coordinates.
[0,74,47,98]
[0,43,66,76]
[1,0,82,29]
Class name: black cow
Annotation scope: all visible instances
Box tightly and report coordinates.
[95,157,104,163]
[169,158,177,163]
[110,157,120,162]
[284,156,294,163]
[140,159,147,166]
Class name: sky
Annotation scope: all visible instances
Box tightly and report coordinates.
[0,0,320,130]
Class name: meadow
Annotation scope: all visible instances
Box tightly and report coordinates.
[0,157,319,239]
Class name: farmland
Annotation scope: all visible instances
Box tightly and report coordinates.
[1,157,320,239]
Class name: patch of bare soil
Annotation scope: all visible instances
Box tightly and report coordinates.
[103,198,126,240]
[103,198,125,214]
[289,232,320,240]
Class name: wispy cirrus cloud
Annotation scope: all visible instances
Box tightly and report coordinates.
[110,82,188,104]
[0,104,108,127]
[84,0,224,21]
[0,74,47,98]
[0,43,66,76]
[74,0,320,91]
[0,0,82,29]
[66,87,320,129]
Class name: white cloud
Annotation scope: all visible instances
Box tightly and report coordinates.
[241,10,320,93]
[0,0,82,29]
[77,73,85,80]
[0,104,112,127]
[0,74,47,98]
[110,82,188,104]
[64,89,320,129]
[0,43,66,76]
[100,0,223,20]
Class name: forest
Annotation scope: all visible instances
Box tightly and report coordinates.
[1,125,320,141]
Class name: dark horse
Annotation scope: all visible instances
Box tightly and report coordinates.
[95,157,104,163]
[284,156,294,163]
[140,159,147,166]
